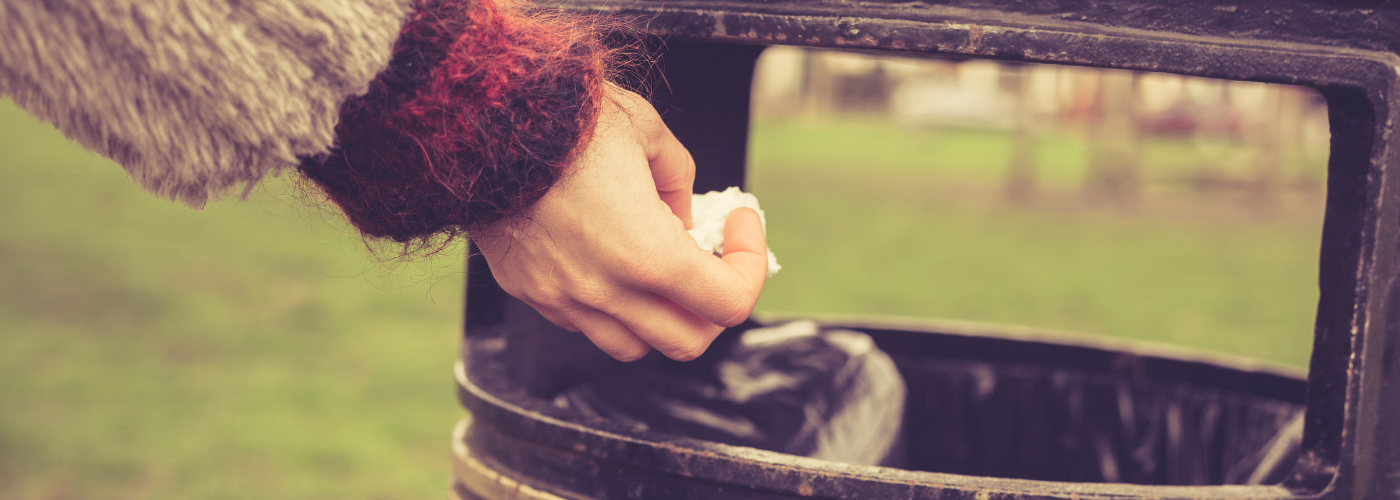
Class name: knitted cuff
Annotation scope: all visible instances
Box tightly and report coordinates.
[297,0,608,243]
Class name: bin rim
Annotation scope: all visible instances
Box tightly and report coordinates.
[455,314,1310,500]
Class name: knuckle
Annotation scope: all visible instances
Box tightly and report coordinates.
[527,286,571,310]
[610,343,651,362]
[618,88,652,113]
[567,281,612,310]
[618,96,667,137]
[540,313,573,331]
[716,289,759,327]
[661,334,712,362]
[683,150,697,175]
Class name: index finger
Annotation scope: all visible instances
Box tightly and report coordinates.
[648,135,696,230]
[614,87,696,229]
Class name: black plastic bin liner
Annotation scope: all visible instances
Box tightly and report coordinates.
[895,356,1304,485]
[552,320,1304,486]
[556,320,907,467]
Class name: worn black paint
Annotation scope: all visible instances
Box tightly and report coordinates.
[461,0,1400,498]
[457,320,1309,498]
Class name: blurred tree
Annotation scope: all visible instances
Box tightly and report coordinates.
[1086,70,1143,207]
[1003,63,1039,204]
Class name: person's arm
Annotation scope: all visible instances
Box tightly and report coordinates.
[0,0,767,361]
[0,0,410,208]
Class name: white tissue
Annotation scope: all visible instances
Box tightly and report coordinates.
[688,187,781,278]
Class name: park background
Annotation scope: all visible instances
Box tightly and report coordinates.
[0,47,1328,498]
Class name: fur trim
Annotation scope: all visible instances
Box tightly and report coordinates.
[0,0,412,208]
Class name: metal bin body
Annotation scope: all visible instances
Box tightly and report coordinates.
[454,1,1400,498]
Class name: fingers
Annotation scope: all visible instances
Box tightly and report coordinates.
[567,308,652,362]
[535,288,721,362]
[640,116,695,229]
[646,208,769,328]
[519,297,581,332]
[599,291,725,362]
[649,140,695,230]
[610,85,696,229]
[521,292,655,362]
[720,208,770,276]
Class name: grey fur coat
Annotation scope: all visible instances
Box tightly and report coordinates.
[0,0,413,208]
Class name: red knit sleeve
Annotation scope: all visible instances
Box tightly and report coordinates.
[296,0,609,244]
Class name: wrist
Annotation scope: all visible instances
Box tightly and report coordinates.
[296,0,611,244]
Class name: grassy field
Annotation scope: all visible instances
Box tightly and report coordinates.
[0,101,1323,498]
[749,120,1323,366]
[0,100,466,499]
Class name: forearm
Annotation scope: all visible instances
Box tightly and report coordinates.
[0,0,609,245]
[0,0,411,208]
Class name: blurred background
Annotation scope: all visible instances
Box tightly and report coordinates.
[748,47,1326,366]
[0,47,1326,498]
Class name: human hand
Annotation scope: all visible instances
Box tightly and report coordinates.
[472,86,769,362]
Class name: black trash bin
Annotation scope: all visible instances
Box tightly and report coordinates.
[452,1,1400,498]
[453,297,1306,499]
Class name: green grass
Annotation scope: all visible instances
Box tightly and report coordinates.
[0,104,1324,498]
[749,119,1326,190]
[749,118,1323,367]
[0,99,466,499]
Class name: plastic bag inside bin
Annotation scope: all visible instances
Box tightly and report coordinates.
[546,316,1306,485]
[890,342,1307,485]
[555,320,907,466]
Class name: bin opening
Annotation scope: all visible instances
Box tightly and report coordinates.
[746,48,1327,369]
[473,49,1322,488]
[493,302,1307,486]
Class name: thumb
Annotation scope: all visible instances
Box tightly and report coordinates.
[719,207,768,303]
[646,207,769,328]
